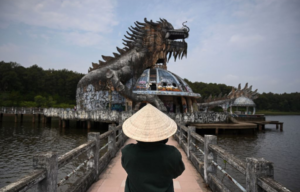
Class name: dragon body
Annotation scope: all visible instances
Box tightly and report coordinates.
[76,18,189,111]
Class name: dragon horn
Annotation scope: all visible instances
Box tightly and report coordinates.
[124,35,135,40]
[132,26,145,33]
[136,21,145,26]
[122,39,132,44]
[144,18,151,24]
[128,27,144,36]
[126,31,134,37]
[134,22,143,29]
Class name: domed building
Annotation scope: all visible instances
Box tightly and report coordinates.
[132,67,201,113]
[230,96,256,114]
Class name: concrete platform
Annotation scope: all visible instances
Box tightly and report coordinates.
[87,137,209,192]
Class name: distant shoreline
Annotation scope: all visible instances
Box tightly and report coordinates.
[256,111,300,115]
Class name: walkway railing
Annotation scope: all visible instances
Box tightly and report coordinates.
[0,124,127,192]
[0,107,228,124]
[174,124,291,192]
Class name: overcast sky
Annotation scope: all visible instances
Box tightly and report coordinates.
[0,0,299,94]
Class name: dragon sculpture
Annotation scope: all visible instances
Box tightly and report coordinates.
[76,18,189,111]
[199,83,259,112]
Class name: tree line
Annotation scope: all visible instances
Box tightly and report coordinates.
[0,61,299,111]
[184,79,300,112]
[0,61,84,107]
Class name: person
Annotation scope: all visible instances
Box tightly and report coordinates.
[121,104,185,192]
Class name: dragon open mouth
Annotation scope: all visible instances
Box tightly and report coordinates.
[162,21,189,63]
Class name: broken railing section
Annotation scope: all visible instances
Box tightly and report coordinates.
[174,124,291,192]
[0,124,127,192]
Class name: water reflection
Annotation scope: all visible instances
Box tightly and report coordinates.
[0,115,108,191]
[215,116,300,192]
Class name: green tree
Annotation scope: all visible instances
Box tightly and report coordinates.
[34,95,46,107]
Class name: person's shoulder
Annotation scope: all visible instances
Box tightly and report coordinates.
[163,145,182,157]
[121,143,136,153]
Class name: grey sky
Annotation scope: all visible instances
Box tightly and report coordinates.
[0,0,299,93]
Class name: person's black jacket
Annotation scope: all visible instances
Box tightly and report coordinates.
[121,139,185,192]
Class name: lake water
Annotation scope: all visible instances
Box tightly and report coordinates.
[0,115,299,191]
[216,115,300,191]
[0,115,109,191]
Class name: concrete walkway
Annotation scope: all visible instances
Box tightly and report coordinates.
[87,137,209,192]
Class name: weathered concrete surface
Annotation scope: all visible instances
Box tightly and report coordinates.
[87,137,210,192]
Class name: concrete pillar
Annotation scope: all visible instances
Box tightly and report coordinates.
[187,97,193,113]
[33,152,58,192]
[258,124,262,131]
[38,114,41,123]
[192,98,199,112]
[0,113,3,122]
[246,106,249,114]
[187,126,196,159]
[108,90,112,110]
[87,121,91,129]
[178,125,183,146]
[276,124,278,129]
[280,123,283,131]
[246,157,274,192]
[58,118,61,127]
[215,128,219,135]
[88,132,100,175]
[108,124,116,157]
[204,135,217,184]
[181,97,187,113]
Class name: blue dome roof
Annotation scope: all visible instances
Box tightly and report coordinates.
[132,68,200,98]
[232,96,256,106]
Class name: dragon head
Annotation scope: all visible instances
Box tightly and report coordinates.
[123,18,189,67]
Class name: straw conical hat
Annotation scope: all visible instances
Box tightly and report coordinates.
[123,103,177,142]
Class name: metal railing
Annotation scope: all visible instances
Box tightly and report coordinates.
[0,124,127,192]
[174,124,291,192]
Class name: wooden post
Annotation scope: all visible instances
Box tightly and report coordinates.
[108,124,116,158]
[62,120,66,128]
[280,123,283,131]
[204,135,217,184]
[38,114,41,123]
[20,114,23,123]
[33,152,58,192]
[0,113,3,122]
[187,126,196,159]
[258,124,262,131]
[58,118,61,127]
[246,157,274,192]
[15,114,18,123]
[88,132,100,175]
[32,114,35,123]
[215,128,219,135]
[87,121,91,129]
[276,124,278,129]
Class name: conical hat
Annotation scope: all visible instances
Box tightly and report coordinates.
[122,103,177,142]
